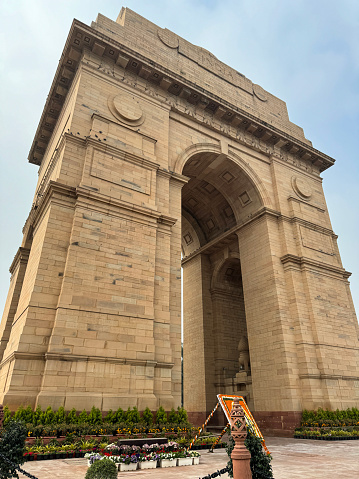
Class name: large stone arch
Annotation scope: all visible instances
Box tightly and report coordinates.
[0,8,357,436]
[175,142,272,209]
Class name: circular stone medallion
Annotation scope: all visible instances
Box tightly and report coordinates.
[108,92,144,126]
[157,28,179,49]
[253,84,268,102]
[292,176,312,200]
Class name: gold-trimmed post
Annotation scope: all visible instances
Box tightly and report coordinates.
[229,397,252,479]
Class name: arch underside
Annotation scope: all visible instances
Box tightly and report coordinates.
[181,151,261,414]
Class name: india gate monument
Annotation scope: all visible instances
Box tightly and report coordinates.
[0,8,358,433]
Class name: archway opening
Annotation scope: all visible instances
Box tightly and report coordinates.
[181,151,262,420]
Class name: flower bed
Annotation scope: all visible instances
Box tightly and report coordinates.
[295,408,359,440]
[85,441,201,470]
[294,429,359,440]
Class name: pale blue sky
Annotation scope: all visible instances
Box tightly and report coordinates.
[0,0,358,318]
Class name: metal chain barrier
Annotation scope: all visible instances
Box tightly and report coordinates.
[198,466,229,478]
[0,452,39,479]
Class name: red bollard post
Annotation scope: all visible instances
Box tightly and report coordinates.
[229,397,252,479]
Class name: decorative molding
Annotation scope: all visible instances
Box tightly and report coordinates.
[0,351,173,369]
[280,254,351,279]
[45,352,174,368]
[280,214,333,236]
[9,247,30,275]
[28,19,335,174]
[287,195,325,212]
[299,373,359,381]
[296,341,359,351]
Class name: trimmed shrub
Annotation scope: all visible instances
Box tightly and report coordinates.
[85,458,117,479]
[88,406,102,425]
[33,405,43,426]
[54,406,66,424]
[168,408,177,423]
[2,406,11,427]
[156,406,167,424]
[78,409,89,424]
[44,406,55,425]
[142,407,153,426]
[127,406,141,424]
[177,406,188,424]
[103,409,114,424]
[66,408,78,424]
[0,421,27,479]
[114,407,125,424]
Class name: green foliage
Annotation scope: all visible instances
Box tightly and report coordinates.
[78,409,89,424]
[114,407,125,424]
[54,406,66,424]
[3,406,11,427]
[128,406,141,424]
[245,431,273,478]
[103,409,114,424]
[44,406,55,425]
[156,406,168,424]
[301,407,359,427]
[14,406,26,423]
[88,406,102,425]
[33,405,43,426]
[124,407,131,423]
[66,408,78,424]
[142,407,153,426]
[6,403,191,437]
[0,420,27,479]
[23,406,33,424]
[177,406,188,424]
[226,427,273,479]
[168,408,177,423]
[85,458,117,479]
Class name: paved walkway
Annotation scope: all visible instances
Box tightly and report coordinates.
[17,438,359,479]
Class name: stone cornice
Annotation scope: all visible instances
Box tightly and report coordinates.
[25,180,178,236]
[0,350,173,369]
[280,253,351,279]
[299,373,359,381]
[9,247,30,275]
[28,19,335,173]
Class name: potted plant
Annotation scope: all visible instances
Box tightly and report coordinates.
[118,454,138,471]
[138,452,159,469]
[176,450,192,467]
[189,450,200,465]
[159,452,177,468]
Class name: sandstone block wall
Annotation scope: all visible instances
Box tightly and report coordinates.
[0,9,357,433]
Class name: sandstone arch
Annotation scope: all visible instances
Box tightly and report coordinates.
[0,8,357,435]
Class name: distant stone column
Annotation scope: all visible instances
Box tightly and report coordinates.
[229,397,252,479]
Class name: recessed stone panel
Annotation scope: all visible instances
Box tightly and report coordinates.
[90,149,152,195]
[300,226,334,255]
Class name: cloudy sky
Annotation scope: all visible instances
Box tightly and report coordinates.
[0,0,358,318]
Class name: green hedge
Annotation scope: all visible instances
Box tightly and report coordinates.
[1,405,191,438]
[3,405,188,428]
[301,407,359,427]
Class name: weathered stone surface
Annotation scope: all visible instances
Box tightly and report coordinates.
[0,8,357,426]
